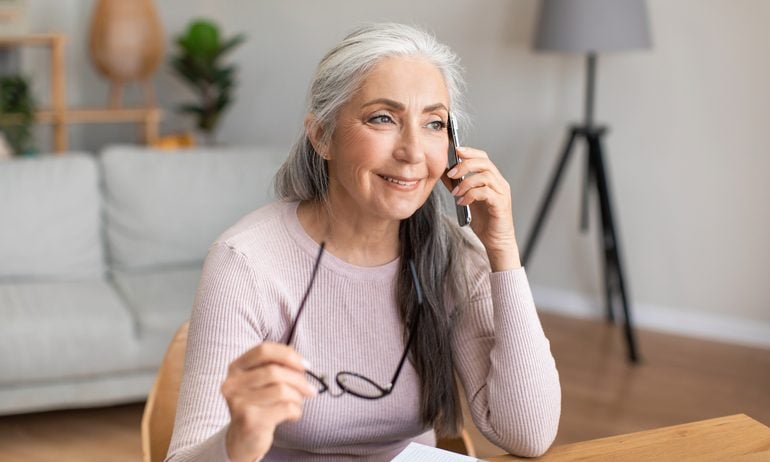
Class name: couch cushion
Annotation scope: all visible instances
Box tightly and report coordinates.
[0,280,138,385]
[0,153,105,280]
[0,372,157,415]
[111,267,201,338]
[101,145,279,271]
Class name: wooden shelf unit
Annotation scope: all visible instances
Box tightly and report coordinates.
[0,33,161,153]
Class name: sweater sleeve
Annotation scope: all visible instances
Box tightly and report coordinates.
[452,266,561,457]
[165,243,265,462]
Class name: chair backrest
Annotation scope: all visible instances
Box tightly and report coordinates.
[141,321,475,461]
[141,321,189,462]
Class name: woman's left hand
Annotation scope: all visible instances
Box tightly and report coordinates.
[443,146,522,272]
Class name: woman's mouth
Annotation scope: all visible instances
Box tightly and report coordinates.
[377,174,419,188]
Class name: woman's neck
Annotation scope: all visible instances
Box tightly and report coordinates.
[297,199,400,267]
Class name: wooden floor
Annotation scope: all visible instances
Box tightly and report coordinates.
[1,312,768,461]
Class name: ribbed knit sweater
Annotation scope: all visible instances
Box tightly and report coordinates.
[166,201,561,461]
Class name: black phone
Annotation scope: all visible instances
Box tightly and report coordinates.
[447,113,471,227]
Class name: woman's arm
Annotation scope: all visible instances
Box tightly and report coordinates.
[446,146,561,456]
[452,265,561,457]
[165,243,264,461]
[166,243,315,462]
[166,242,315,462]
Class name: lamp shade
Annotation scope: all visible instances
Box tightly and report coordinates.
[534,0,651,53]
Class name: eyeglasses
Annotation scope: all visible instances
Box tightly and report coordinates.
[285,242,424,400]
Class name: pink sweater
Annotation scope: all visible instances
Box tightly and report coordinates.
[166,201,560,461]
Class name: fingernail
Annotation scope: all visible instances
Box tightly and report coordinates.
[301,358,313,370]
[456,197,464,205]
[451,186,459,196]
[448,168,458,178]
[307,386,318,397]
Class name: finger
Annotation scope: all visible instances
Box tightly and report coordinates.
[229,364,317,397]
[234,399,304,429]
[235,382,308,408]
[269,401,303,423]
[231,342,308,374]
[457,186,503,208]
[451,171,509,197]
[447,158,500,182]
[455,146,489,160]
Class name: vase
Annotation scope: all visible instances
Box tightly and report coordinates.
[88,0,164,108]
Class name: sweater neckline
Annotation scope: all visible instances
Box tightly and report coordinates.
[281,201,401,282]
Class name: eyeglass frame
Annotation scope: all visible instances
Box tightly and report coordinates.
[284,242,424,400]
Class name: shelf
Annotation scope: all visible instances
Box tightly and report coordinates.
[35,107,162,124]
[0,33,162,152]
[1,107,162,147]
[0,33,66,47]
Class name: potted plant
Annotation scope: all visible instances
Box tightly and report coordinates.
[0,75,37,156]
[170,19,245,145]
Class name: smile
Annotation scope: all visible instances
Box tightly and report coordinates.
[377,174,420,187]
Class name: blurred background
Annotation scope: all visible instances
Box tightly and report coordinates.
[18,0,770,340]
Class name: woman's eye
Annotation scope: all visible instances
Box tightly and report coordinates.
[369,114,394,124]
[427,120,446,130]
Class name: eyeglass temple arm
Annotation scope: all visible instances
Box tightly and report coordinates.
[388,306,421,389]
[285,242,326,346]
[388,261,424,389]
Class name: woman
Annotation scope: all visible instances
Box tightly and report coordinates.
[167,23,560,462]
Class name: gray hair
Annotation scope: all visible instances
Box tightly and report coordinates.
[275,22,469,201]
[274,22,481,437]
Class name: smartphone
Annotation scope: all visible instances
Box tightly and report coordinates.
[447,113,472,227]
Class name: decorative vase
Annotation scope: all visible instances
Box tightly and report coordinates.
[88,0,164,108]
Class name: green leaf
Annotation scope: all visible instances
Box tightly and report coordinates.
[214,34,246,60]
[0,75,37,154]
[177,104,206,116]
[185,20,220,59]
[169,19,246,136]
[215,95,231,112]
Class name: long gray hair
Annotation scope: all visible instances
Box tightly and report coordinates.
[275,23,479,437]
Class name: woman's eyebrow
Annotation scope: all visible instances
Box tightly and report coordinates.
[362,98,405,110]
[423,103,448,114]
[362,98,448,114]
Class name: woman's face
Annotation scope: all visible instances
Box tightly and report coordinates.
[321,56,450,224]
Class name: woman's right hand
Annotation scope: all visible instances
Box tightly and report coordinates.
[221,342,317,462]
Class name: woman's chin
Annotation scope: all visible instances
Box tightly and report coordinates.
[378,200,425,222]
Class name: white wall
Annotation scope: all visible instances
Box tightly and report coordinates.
[22,0,770,346]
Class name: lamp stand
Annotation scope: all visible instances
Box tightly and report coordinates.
[522,53,641,363]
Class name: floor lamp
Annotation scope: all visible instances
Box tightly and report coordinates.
[524,0,651,363]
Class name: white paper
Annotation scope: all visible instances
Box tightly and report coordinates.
[390,442,484,462]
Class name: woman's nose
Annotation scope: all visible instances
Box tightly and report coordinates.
[393,123,425,164]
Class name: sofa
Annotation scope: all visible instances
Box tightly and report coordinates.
[0,145,281,415]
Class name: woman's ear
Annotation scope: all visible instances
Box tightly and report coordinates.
[305,114,330,160]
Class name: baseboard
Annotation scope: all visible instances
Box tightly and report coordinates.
[531,285,770,349]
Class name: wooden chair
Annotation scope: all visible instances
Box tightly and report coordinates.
[141,321,190,462]
[141,321,475,462]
